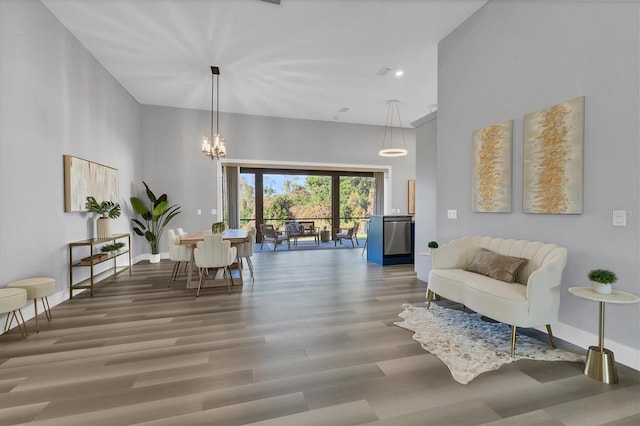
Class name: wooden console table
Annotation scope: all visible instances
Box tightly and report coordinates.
[69,233,132,297]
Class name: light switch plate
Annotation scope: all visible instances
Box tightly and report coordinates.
[612,210,626,227]
[447,209,457,219]
[197,209,202,215]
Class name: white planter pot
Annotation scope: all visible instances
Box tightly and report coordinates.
[97,217,112,239]
[149,253,161,264]
[592,282,612,295]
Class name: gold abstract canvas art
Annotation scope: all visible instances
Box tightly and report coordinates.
[472,120,512,212]
[64,155,119,212]
[523,97,584,214]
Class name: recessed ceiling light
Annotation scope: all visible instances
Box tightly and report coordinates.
[395,70,404,77]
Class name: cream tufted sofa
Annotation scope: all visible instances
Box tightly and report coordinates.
[427,236,568,356]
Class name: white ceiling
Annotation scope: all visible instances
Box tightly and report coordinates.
[42,0,486,126]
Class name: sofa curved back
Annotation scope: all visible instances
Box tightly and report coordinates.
[436,236,567,286]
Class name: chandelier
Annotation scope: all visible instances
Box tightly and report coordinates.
[379,99,407,157]
[201,66,226,160]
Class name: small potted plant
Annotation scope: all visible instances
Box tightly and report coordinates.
[588,269,617,295]
[100,243,117,255]
[321,226,330,243]
[86,196,121,239]
[427,240,439,254]
[211,221,226,234]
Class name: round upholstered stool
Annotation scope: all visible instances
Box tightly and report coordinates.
[0,288,28,338]
[8,277,55,333]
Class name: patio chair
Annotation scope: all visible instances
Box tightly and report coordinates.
[260,224,291,251]
[285,222,303,246]
[299,221,320,245]
[335,221,359,247]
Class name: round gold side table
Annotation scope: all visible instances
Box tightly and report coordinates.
[568,286,639,384]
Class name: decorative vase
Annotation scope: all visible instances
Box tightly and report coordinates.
[211,222,225,234]
[592,282,612,295]
[149,253,161,264]
[97,217,111,239]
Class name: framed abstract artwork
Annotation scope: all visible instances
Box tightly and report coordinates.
[523,96,584,214]
[472,120,513,212]
[64,155,119,212]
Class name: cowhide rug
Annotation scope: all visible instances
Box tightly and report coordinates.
[395,303,584,384]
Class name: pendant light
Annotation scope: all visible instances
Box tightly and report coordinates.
[201,66,226,160]
[379,99,407,157]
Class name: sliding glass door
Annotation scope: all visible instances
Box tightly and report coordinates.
[238,168,374,241]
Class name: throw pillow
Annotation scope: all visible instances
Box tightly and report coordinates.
[465,248,528,283]
[285,223,298,234]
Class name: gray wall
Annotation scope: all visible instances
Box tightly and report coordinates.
[413,112,437,282]
[436,0,639,353]
[141,105,417,242]
[0,0,141,304]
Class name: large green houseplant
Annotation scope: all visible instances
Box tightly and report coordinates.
[130,181,181,263]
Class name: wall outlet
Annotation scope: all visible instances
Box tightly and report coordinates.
[447,209,457,219]
[211,209,217,215]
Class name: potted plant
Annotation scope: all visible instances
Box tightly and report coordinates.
[85,196,121,239]
[101,242,126,256]
[427,240,438,254]
[100,243,117,255]
[211,221,226,234]
[588,269,617,295]
[130,181,181,263]
[320,226,330,243]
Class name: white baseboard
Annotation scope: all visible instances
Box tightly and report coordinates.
[537,322,640,371]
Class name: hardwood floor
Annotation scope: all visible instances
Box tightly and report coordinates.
[1,249,638,425]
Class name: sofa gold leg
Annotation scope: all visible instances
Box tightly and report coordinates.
[426,289,434,309]
[511,325,517,357]
[546,324,557,348]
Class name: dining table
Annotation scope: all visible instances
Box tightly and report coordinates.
[179,228,248,289]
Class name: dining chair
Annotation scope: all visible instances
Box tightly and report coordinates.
[235,227,256,280]
[193,233,237,297]
[259,224,290,251]
[361,220,369,256]
[334,221,360,247]
[167,229,192,287]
